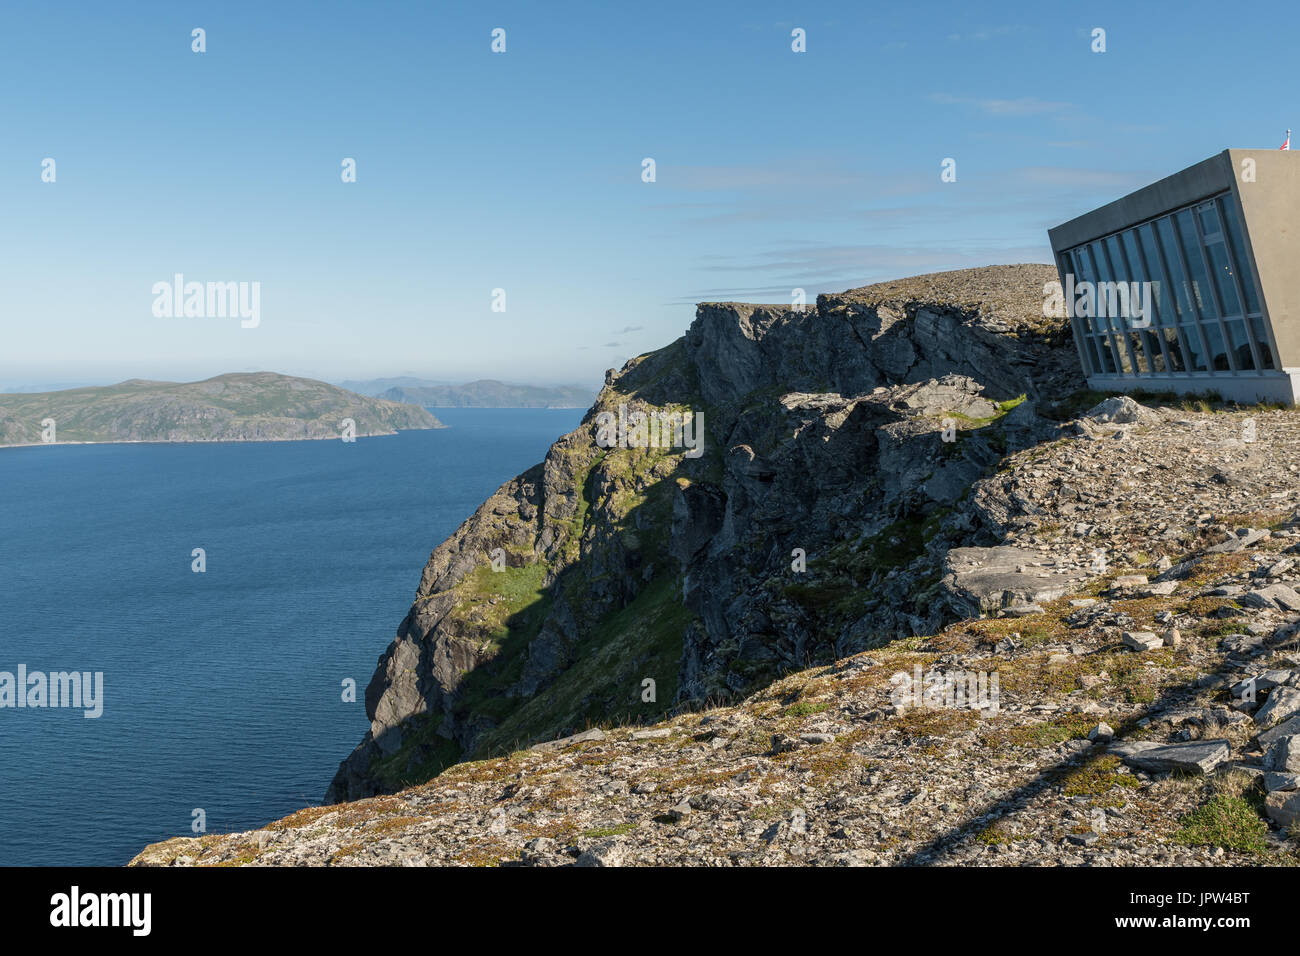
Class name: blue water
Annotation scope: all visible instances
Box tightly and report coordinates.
[0,408,583,866]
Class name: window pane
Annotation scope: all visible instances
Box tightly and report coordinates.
[1093,336,1116,373]
[1080,246,1111,333]
[1121,230,1155,331]
[1224,320,1255,370]
[1250,315,1276,369]
[1080,337,1099,374]
[1071,248,1098,332]
[1090,241,1112,283]
[1157,217,1196,322]
[1111,330,1134,372]
[1161,328,1186,372]
[1198,203,1221,237]
[1073,246,1094,284]
[1176,209,1217,318]
[1102,235,1131,330]
[1184,327,1209,372]
[1138,223,1173,326]
[1121,230,1146,280]
[1082,336,1097,373]
[1202,322,1230,370]
[1140,329,1165,371]
[1127,331,1150,372]
[1104,235,1129,281]
[1205,240,1242,316]
[1220,197,1262,314]
[1071,247,1092,283]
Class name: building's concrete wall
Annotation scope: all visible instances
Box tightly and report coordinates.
[1229,149,1300,372]
[1048,152,1234,253]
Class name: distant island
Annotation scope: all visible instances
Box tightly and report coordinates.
[0,372,442,447]
[373,379,598,408]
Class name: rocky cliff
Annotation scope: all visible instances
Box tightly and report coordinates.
[133,284,1300,864]
[322,264,1087,803]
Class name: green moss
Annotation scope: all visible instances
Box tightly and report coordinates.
[1174,793,1269,855]
[446,562,550,649]
[471,573,694,757]
[1057,755,1143,797]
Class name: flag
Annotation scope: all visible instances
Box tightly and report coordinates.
[1283,129,1291,151]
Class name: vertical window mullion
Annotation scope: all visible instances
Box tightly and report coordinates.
[1220,194,1279,371]
[1188,208,1238,373]
[1082,243,1122,375]
[1061,252,1093,374]
[1132,224,1175,375]
[1097,238,1133,373]
[1123,227,1170,375]
[1213,197,1262,373]
[1146,220,1194,374]
[1166,214,1216,375]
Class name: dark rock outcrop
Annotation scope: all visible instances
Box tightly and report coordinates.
[327,264,1085,802]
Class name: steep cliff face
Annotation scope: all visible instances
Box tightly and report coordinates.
[327,264,1084,803]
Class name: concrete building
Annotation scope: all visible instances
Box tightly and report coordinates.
[1049,149,1300,404]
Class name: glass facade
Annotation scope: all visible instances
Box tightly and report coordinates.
[1058,191,1277,379]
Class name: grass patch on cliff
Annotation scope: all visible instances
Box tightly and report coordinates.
[450,563,550,650]
[471,573,693,757]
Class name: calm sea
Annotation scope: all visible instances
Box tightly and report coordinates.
[0,408,584,866]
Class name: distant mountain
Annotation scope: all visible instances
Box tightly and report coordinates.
[380,380,598,408]
[0,381,104,393]
[0,372,442,446]
[336,376,450,397]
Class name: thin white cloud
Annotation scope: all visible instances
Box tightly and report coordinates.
[930,93,1075,117]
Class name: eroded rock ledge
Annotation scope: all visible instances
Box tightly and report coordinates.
[325,265,1084,805]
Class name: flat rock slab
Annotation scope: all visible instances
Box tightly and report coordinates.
[1122,631,1163,651]
[1221,633,1267,655]
[941,547,1090,617]
[530,727,607,752]
[1231,670,1294,698]
[629,728,672,740]
[1112,574,1149,588]
[1266,790,1300,828]
[1002,604,1045,617]
[1142,581,1179,596]
[1207,528,1271,554]
[1264,772,1300,792]
[1241,583,1300,611]
[1109,739,1231,775]
[1254,687,1300,728]
[1258,715,1300,750]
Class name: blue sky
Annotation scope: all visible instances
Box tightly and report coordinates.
[2,0,1295,388]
